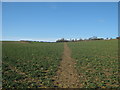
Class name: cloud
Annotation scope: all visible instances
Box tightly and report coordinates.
[2,36,57,42]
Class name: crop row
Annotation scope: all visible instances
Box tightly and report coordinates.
[68,40,119,88]
[2,41,63,88]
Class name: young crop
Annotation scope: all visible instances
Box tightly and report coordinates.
[2,41,63,88]
[68,40,119,88]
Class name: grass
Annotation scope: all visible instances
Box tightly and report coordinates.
[68,40,119,88]
[2,41,63,88]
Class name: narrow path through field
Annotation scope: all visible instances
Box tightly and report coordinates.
[54,43,81,88]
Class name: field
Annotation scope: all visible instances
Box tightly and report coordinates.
[68,40,119,88]
[2,41,63,88]
[2,40,119,88]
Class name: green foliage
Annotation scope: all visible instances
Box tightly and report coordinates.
[2,40,119,88]
[2,42,63,88]
[68,40,119,88]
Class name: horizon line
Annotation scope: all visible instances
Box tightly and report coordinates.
[2,36,118,42]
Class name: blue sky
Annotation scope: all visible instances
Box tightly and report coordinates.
[2,2,118,42]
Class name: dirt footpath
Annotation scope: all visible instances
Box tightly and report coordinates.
[54,43,81,88]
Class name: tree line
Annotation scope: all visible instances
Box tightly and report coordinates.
[56,36,120,42]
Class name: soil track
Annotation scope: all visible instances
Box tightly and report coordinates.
[54,43,81,88]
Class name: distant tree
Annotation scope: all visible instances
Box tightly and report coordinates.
[88,36,104,40]
[56,38,69,42]
[99,38,104,40]
[75,39,77,42]
[69,38,72,42]
[110,38,112,40]
[106,38,109,40]
[77,38,83,42]
[60,38,65,41]
[71,39,75,42]
[84,39,88,41]
[116,37,120,39]
[88,37,92,40]
[79,38,83,41]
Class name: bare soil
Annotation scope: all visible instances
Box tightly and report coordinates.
[54,43,82,88]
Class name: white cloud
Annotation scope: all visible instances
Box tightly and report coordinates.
[2,36,57,42]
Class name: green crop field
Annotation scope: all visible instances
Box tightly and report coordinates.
[2,41,63,88]
[68,40,119,88]
[2,40,119,88]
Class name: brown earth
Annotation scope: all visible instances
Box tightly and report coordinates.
[54,43,82,88]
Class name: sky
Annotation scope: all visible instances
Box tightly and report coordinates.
[2,0,120,2]
[2,2,118,42]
